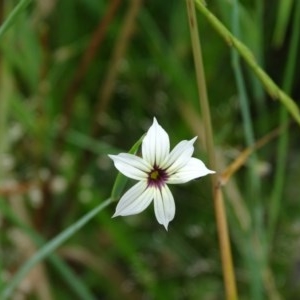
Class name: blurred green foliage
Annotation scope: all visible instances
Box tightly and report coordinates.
[0,0,300,299]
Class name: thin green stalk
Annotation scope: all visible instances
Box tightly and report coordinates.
[186,1,237,299]
[269,0,300,243]
[272,0,294,47]
[254,0,264,65]
[1,198,112,299]
[252,0,266,130]
[194,0,300,126]
[230,1,255,149]
[231,2,263,299]
[0,0,32,39]
[0,201,97,299]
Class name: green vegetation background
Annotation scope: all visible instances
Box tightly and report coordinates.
[0,0,300,299]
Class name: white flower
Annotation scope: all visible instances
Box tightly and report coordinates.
[108,118,215,230]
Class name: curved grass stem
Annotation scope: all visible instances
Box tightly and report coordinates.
[1,198,112,299]
[194,0,300,126]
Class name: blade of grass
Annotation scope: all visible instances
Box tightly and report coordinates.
[185,1,237,299]
[268,0,300,244]
[231,2,263,298]
[0,200,96,300]
[230,0,256,169]
[252,0,266,130]
[0,0,32,39]
[272,0,294,47]
[1,198,111,299]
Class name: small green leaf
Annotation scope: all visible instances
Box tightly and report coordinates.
[110,134,145,201]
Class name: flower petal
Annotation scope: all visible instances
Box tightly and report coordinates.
[113,181,154,217]
[142,118,170,166]
[153,185,175,230]
[108,153,150,180]
[167,157,215,184]
[161,137,197,173]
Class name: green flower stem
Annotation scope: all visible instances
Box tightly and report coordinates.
[1,198,112,299]
[194,0,300,126]
[185,1,238,299]
[0,201,96,299]
[111,134,144,201]
[0,0,32,39]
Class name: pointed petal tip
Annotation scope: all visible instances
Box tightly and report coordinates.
[108,154,116,161]
[112,212,119,218]
[191,136,198,143]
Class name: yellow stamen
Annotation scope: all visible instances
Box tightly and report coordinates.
[150,170,159,180]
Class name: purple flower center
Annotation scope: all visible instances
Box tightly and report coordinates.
[147,166,168,188]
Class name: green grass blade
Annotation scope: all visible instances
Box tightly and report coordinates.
[272,0,294,47]
[269,0,300,243]
[0,0,32,39]
[0,200,96,299]
[230,2,264,298]
[1,198,111,299]
[231,1,255,147]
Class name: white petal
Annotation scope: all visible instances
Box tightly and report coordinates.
[142,118,170,166]
[113,181,154,217]
[153,185,175,230]
[161,137,197,173]
[167,158,215,184]
[108,153,150,180]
